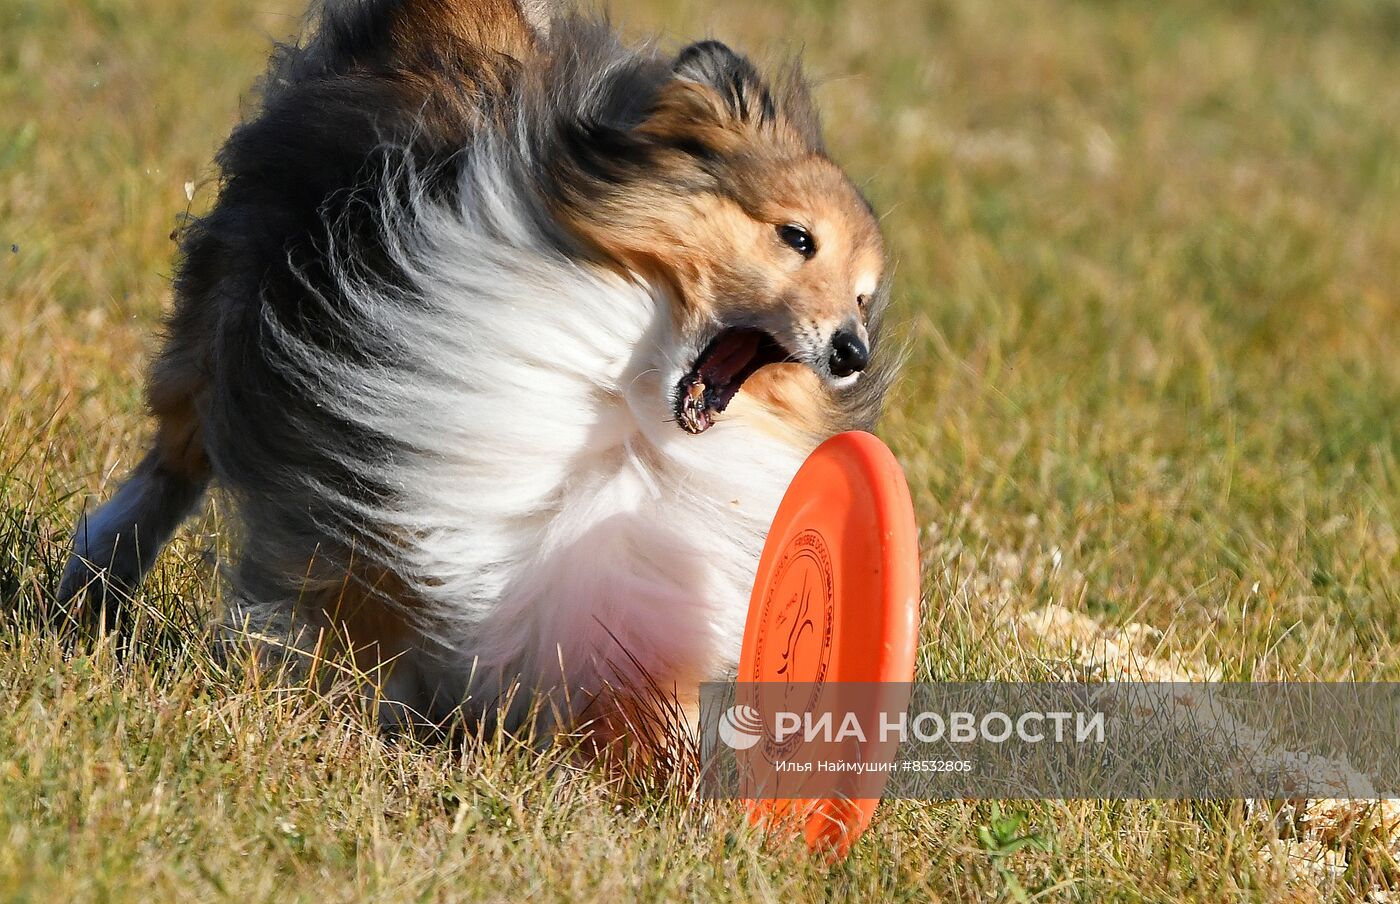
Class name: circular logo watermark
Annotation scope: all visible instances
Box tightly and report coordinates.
[717,703,764,750]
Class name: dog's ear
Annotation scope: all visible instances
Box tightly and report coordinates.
[771,60,825,152]
[671,40,777,127]
[630,40,792,156]
[644,41,823,155]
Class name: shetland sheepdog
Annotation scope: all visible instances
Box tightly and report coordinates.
[60,0,893,736]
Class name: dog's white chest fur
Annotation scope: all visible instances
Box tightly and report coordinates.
[293,178,808,719]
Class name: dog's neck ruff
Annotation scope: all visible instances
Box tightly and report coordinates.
[264,157,807,717]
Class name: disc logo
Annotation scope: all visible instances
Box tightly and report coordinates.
[745,528,836,758]
[755,530,834,682]
[717,704,764,750]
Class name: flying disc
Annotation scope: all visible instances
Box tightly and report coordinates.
[736,430,920,857]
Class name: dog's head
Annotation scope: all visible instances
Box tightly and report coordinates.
[550,40,888,437]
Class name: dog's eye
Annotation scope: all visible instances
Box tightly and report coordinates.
[777,224,817,259]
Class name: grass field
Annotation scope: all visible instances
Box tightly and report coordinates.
[3,0,1400,899]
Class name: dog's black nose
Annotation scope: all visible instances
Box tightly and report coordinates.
[828,329,869,378]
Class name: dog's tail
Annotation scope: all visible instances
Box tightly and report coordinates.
[58,418,211,628]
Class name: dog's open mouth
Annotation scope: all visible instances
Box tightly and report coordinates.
[675,328,794,434]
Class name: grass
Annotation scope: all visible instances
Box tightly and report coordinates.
[2,0,1399,899]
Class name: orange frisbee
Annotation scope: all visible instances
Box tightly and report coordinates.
[737,431,920,856]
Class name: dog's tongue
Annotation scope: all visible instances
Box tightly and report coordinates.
[699,330,762,385]
[678,328,792,435]
[679,330,764,435]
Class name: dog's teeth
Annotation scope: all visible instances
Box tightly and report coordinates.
[680,379,713,433]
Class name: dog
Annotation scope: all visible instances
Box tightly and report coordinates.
[59,0,894,736]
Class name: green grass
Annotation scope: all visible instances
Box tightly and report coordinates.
[3,0,1399,899]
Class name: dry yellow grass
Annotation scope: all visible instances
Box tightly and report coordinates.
[3,0,1399,899]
